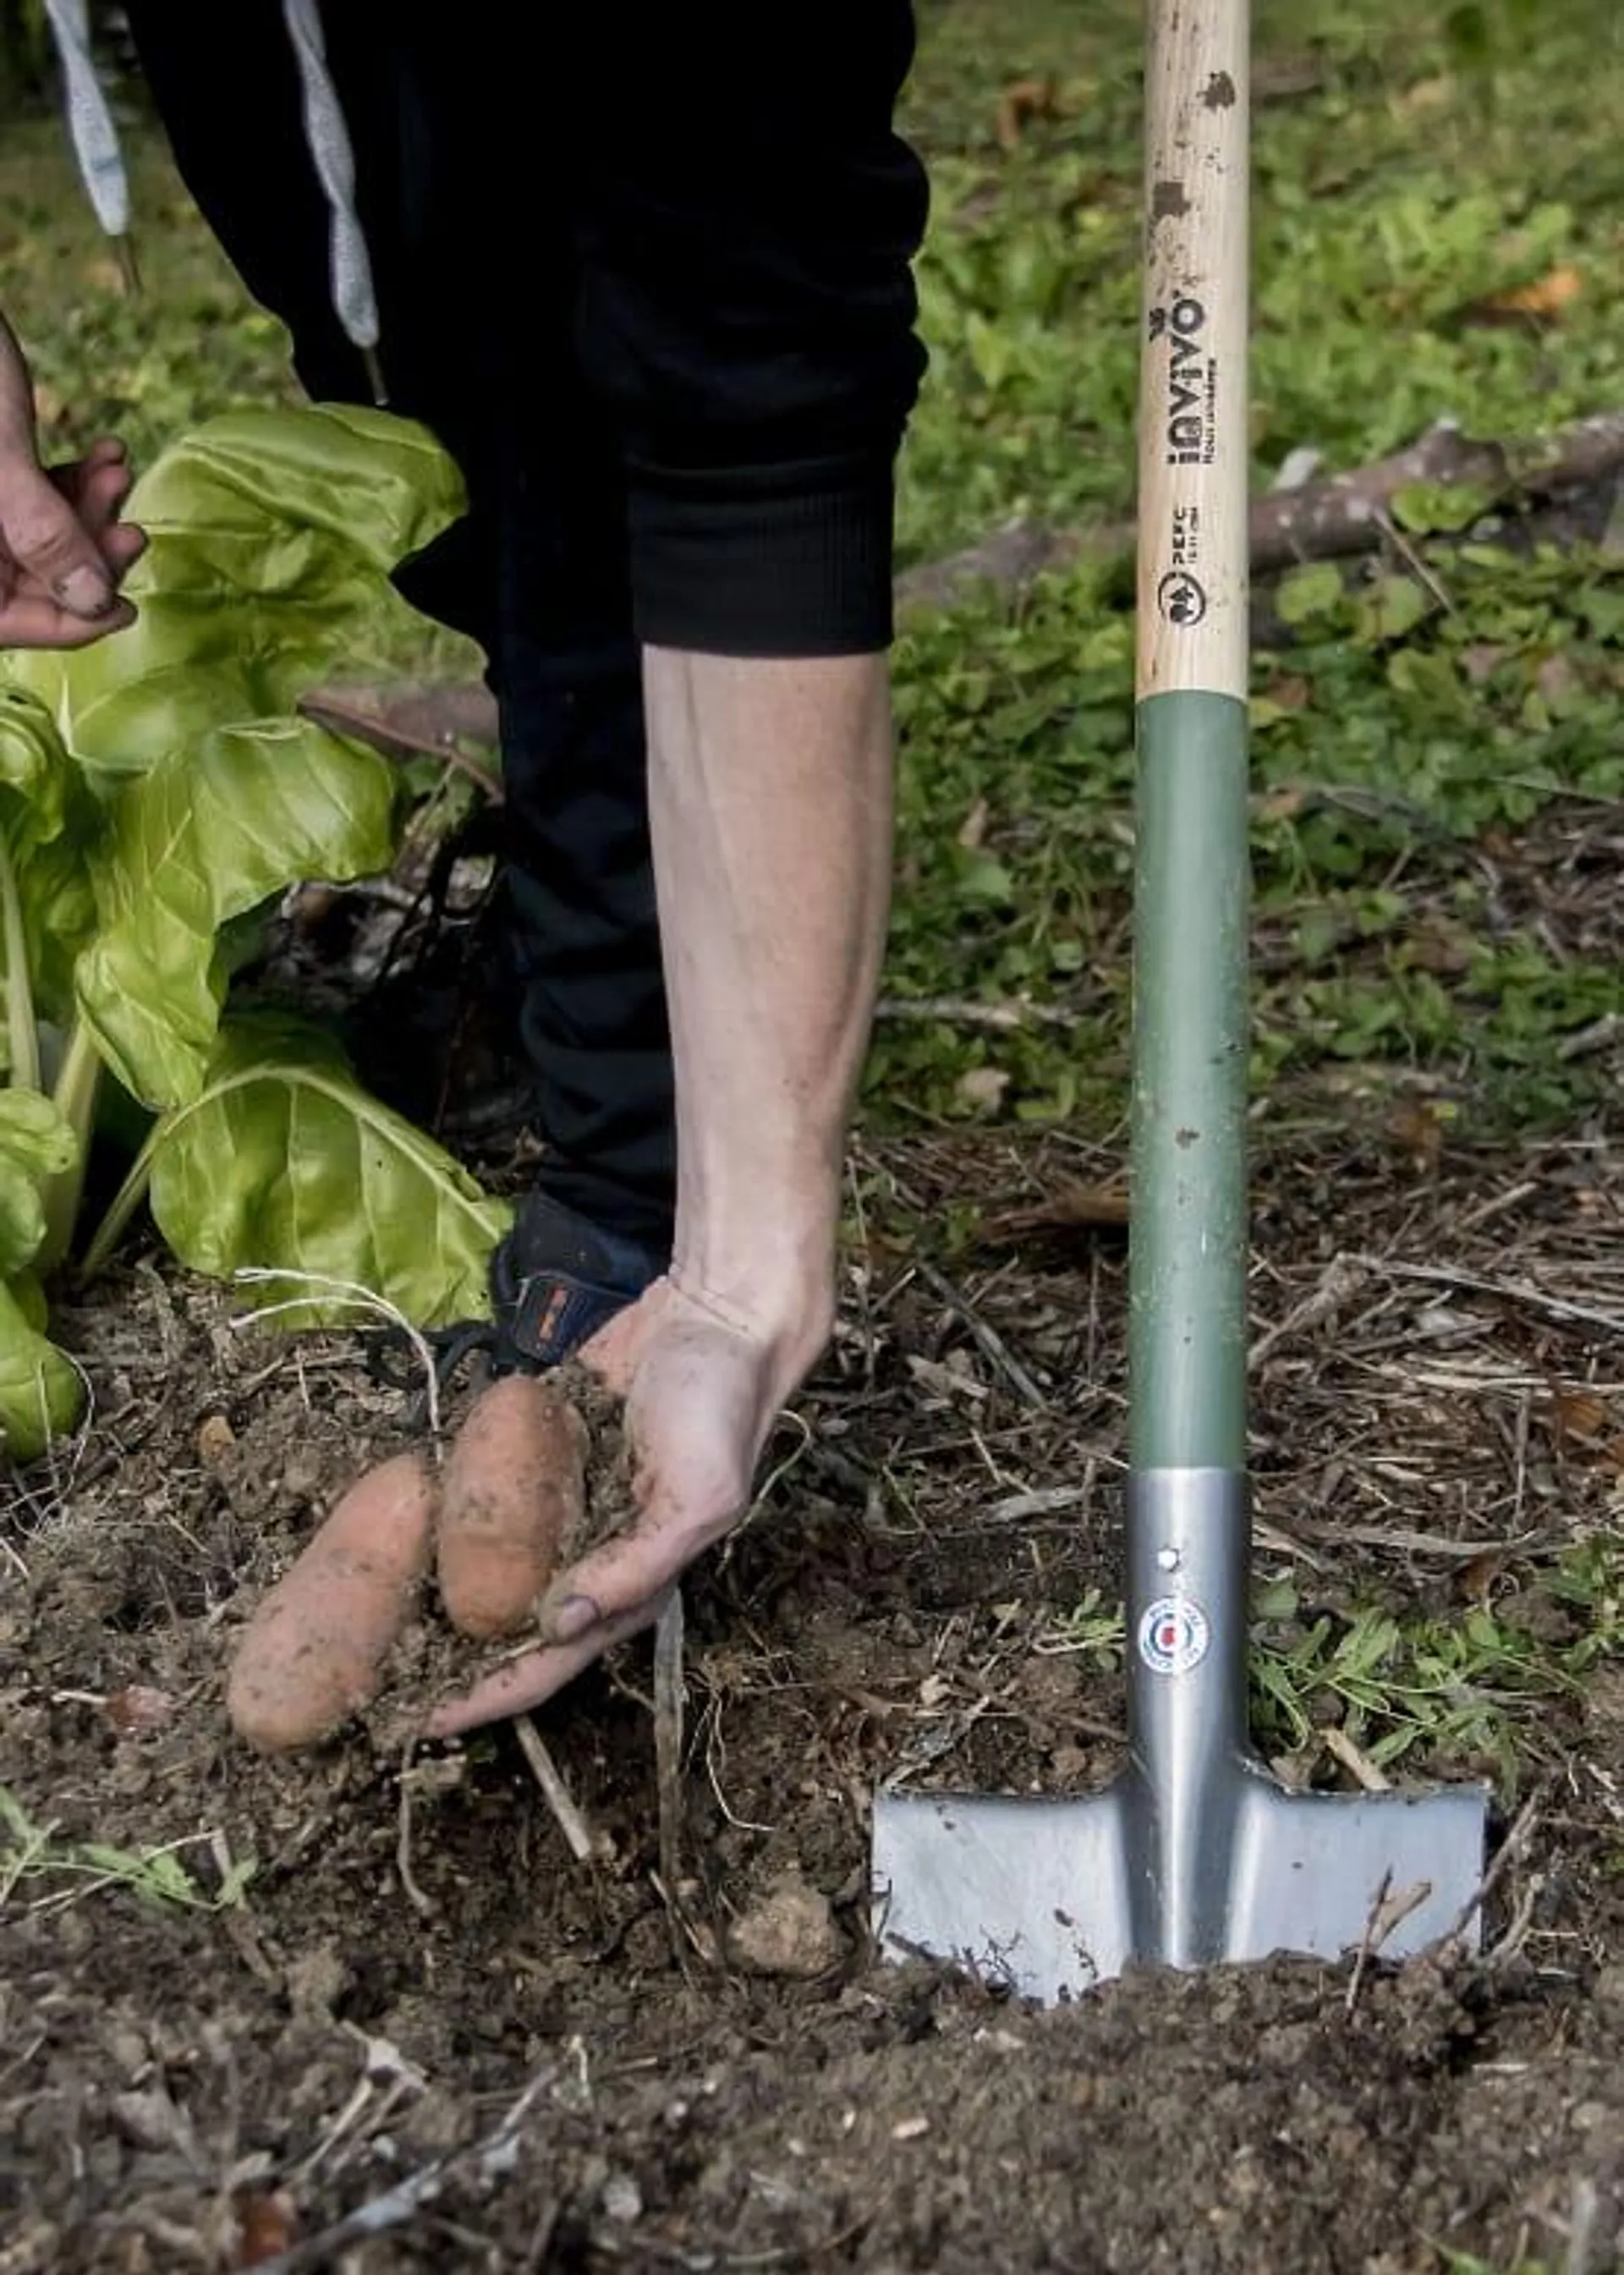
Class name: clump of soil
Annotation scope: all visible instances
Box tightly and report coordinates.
[549,1355,639,1555]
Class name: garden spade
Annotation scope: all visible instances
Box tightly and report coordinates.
[870,0,1489,2002]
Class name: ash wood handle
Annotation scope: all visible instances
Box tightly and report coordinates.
[1136,1,1251,704]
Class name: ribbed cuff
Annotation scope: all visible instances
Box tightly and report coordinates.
[628,450,898,657]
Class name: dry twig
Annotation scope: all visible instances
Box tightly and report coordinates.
[1345,1871,1435,2016]
[1434,1784,1546,1956]
[1352,1256,1624,1338]
[914,1259,1049,1410]
[653,1590,688,1898]
[253,2064,556,2272]
[394,1746,436,1919]
[1322,1727,1391,1794]
[513,1716,602,1866]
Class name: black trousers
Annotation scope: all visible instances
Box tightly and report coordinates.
[124,2,929,1250]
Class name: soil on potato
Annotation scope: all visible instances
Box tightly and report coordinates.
[3,1135,1621,2273]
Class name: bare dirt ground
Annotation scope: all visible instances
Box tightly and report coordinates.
[3,1118,1621,2273]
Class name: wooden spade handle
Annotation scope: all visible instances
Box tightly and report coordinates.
[1136,0,1251,705]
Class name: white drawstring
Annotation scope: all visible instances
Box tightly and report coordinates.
[44,0,385,396]
[42,0,129,239]
[278,0,384,384]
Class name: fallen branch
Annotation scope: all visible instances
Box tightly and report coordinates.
[894,409,1624,613]
[875,993,1083,1032]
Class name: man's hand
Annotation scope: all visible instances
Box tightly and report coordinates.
[221,1274,826,1752]
[1,315,144,649]
[425,1277,798,1737]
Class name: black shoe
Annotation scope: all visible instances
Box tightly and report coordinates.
[425,1191,667,1387]
[491,1191,667,1368]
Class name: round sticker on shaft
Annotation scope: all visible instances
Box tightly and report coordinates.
[1138,1596,1210,1677]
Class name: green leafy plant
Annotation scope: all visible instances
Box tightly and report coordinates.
[0,404,511,1457]
[1433,2252,1550,2275]
[0,1784,255,1913]
[1036,1585,1127,1671]
[1248,1542,1621,1792]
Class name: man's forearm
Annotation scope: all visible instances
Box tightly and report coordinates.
[645,646,894,1375]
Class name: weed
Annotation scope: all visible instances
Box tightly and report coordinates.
[1435,2254,1552,2275]
[0,1784,255,1912]
[1035,1586,1127,1670]
[1246,1537,1622,1791]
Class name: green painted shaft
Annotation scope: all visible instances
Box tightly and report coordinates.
[1127,690,1250,1471]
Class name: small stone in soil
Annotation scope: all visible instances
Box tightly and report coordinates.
[102,1684,175,1737]
[109,2086,189,2153]
[196,1411,236,1465]
[728,1872,842,1979]
[601,2172,644,2223]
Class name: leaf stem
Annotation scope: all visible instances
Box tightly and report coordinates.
[50,1015,101,1146]
[35,1018,104,1275]
[78,1107,163,1284]
[0,830,40,1094]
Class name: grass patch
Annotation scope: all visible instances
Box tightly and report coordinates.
[873,0,1619,1137]
[0,113,294,463]
[877,540,1622,1135]
[876,0,1622,1139]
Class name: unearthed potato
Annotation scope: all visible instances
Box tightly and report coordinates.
[226,1453,433,1753]
[436,1374,588,1640]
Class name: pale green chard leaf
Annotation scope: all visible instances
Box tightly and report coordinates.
[74,716,398,1110]
[0,688,69,837]
[14,835,99,1032]
[12,404,467,777]
[0,690,100,1036]
[0,1275,82,1461]
[0,1091,77,1278]
[143,1015,511,1330]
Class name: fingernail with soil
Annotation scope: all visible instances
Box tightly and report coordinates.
[546,1594,600,1644]
[57,565,115,618]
